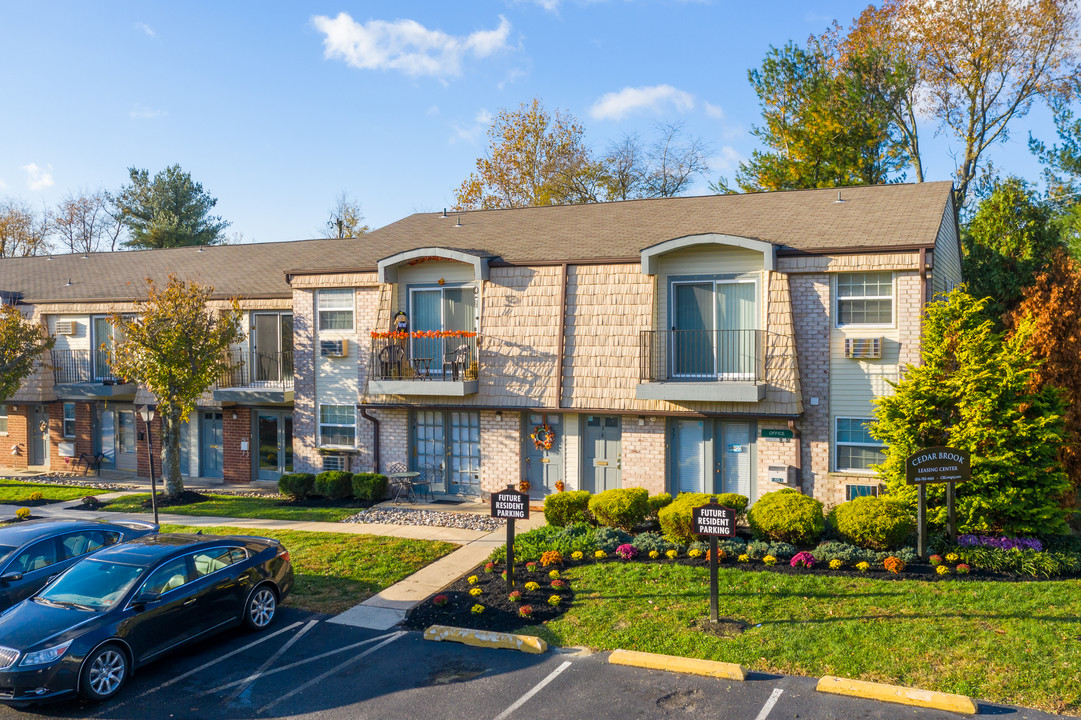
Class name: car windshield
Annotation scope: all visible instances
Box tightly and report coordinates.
[35,559,144,611]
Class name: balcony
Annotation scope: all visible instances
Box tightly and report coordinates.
[51,350,136,399]
[213,350,294,405]
[637,329,767,403]
[368,333,479,396]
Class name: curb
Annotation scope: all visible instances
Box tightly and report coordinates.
[608,649,748,681]
[816,676,978,714]
[423,625,548,654]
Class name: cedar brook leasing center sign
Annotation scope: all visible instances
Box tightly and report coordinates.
[905,447,971,485]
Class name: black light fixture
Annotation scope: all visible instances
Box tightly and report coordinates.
[138,404,159,525]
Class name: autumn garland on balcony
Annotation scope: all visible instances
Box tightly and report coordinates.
[369,330,478,339]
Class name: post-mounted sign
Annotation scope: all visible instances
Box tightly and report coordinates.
[691,502,736,537]
[491,488,529,520]
[905,447,971,485]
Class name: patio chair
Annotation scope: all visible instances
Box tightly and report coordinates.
[414,463,436,502]
[378,343,406,379]
[441,344,470,381]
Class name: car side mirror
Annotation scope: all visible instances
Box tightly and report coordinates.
[0,572,23,584]
[131,591,158,606]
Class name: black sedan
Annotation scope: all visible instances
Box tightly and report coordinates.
[0,533,293,706]
[0,518,158,611]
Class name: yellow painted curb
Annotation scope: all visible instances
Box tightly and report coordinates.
[423,625,548,654]
[816,676,977,714]
[608,649,748,681]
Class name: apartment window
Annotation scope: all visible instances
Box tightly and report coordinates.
[63,403,76,438]
[846,484,880,501]
[319,404,356,447]
[835,417,886,472]
[837,272,893,326]
[318,289,354,331]
[0,405,7,435]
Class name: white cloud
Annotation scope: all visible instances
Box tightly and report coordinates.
[589,84,696,121]
[475,108,493,124]
[0,178,6,189]
[707,146,744,176]
[452,108,493,144]
[520,0,561,10]
[21,163,54,191]
[130,104,167,120]
[136,22,156,38]
[704,102,725,120]
[311,13,512,78]
[426,105,440,115]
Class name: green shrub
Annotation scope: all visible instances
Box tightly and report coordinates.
[747,489,824,545]
[766,542,797,560]
[593,526,633,553]
[647,493,673,518]
[657,492,749,545]
[747,540,771,559]
[352,473,389,502]
[874,547,919,565]
[717,537,748,556]
[278,473,316,500]
[813,541,876,565]
[946,545,1081,578]
[314,471,353,500]
[830,496,916,550]
[488,522,597,564]
[631,532,676,554]
[545,490,592,527]
[588,488,649,531]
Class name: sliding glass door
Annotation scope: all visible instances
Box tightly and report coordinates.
[409,287,475,374]
[671,280,758,380]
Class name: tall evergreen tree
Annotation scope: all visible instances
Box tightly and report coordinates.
[111,165,230,249]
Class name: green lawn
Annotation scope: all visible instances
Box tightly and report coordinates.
[0,479,110,504]
[523,562,1081,715]
[103,493,363,522]
[160,524,456,615]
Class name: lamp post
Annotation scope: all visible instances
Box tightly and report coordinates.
[138,404,158,525]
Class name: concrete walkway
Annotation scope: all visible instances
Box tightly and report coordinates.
[26,491,546,631]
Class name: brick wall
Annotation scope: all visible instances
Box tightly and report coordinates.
[790,273,831,501]
[135,414,162,479]
[0,406,29,470]
[480,410,521,495]
[621,419,666,494]
[223,408,252,484]
[292,288,318,474]
[376,408,409,474]
[756,420,799,498]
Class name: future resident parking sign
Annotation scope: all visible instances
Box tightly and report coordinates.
[691,500,736,537]
[491,488,529,520]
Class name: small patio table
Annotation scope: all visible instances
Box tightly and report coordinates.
[389,471,422,504]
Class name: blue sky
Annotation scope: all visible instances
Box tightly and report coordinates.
[0,1,1057,244]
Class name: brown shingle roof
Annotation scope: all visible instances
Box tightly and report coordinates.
[0,182,953,303]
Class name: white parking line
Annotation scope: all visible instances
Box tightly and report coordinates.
[492,661,573,720]
[257,631,406,714]
[201,631,399,695]
[754,688,784,720]
[226,618,319,703]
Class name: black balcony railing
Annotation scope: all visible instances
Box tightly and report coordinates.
[51,349,124,384]
[369,334,479,382]
[639,329,765,383]
[219,350,294,389]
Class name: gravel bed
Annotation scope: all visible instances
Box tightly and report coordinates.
[343,507,506,532]
[0,475,135,491]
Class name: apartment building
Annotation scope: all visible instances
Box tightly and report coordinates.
[0,182,961,505]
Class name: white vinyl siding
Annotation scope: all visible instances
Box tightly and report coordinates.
[393,260,477,315]
[654,244,766,331]
[836,272,893,326]
[317,289,354,331]
[835,418,886,472]
[319,404,356,447]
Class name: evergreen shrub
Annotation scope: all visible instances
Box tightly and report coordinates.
[830,496,916,550]
[352,473,389,501]
[588,488,649,531]
[278,473,316,501]
[314,471,353,500]
[747,489,824,545]
[545,490,592,527]
[657,492,749,545]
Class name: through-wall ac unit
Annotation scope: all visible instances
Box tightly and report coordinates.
[322,455,346,472]
[55,320,76,336]
[844,337,882,359]
[320,339,348,358]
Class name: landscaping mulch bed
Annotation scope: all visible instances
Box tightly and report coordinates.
[404,561,574,633]
[0,497,63,507]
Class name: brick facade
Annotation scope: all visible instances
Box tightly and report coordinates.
[223,408,252,484]
[789,273,831,502]
[0,406,29,469]
[620,419,666,494]
[135,414,162,480]
[479,410,522,495]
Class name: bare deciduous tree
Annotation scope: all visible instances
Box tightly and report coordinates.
[0,198,50,258]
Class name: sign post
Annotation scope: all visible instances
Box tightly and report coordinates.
[491,485,529,592]
[691,498,736,623]
[905,447,971,559]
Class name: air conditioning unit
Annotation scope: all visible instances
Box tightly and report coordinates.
[322,455,346,472]
[320,339,348,358]
[55,320,76,336]
[844,337,882,359]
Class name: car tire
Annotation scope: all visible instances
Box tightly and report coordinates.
[243,584,277,631]
[79,643,128,702]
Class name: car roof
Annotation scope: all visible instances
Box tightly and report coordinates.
[89,533,254,566]
[0,518,123,546]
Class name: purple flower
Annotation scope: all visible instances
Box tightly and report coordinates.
[790,551,815,569]
[615,544,638,560]
[957,534,1042,552]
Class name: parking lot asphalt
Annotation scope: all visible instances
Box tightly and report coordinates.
[0,608,1061,720]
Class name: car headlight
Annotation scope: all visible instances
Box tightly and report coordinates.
[20,641,73,667]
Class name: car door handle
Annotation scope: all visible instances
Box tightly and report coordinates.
[183,598,197,606]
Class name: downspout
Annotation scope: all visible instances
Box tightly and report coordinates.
[788,419,802,489]
[555,263,568,409]
[918,247,928,367]
[359,407,380,472]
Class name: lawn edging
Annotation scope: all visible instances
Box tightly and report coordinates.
[423,624,548,654]
[816,675,977,715]
[609,649,747,681]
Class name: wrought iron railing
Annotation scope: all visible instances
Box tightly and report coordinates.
[369,333,479,382]
[51,349,124,384]
[219,350,294,389]
[639,329,765,383]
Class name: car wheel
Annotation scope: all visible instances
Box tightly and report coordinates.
[244,585,277,630]
[79,644,128,702]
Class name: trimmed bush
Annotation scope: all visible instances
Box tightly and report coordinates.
[631,532,676,554]
[314,471,353,500]
[593,526,633,553]
[278,473,316,501]
[830,496,916,551]
[647,493,673,518]
[657,492,750,545]
[747,489,824,545]
[588,488,649,531]
[352,473,389,502]
[545,490,592,527]
[813,540,876,565]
